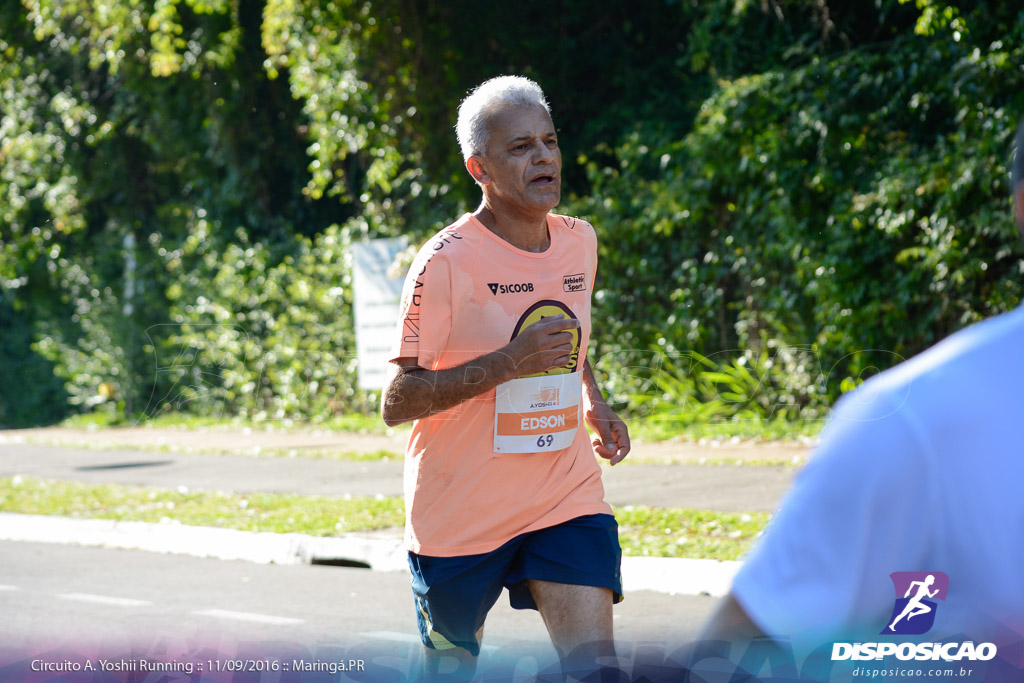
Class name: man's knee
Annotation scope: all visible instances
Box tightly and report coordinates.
[531,581,614,619]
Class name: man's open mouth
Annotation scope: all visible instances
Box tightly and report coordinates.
[530,173,557,185]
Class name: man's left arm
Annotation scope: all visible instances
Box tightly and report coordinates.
[582,359,630,465]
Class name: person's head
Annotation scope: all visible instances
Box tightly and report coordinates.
[1012,118,1024,236]
[456,76,551,161]
[456,76,562,215]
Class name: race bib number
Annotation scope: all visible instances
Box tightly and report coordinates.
[494,373,581,453]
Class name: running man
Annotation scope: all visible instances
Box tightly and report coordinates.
[382,75,630,681]
[699,120,1024,650]
[887,575,938,632]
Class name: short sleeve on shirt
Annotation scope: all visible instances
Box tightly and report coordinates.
[581,220,598,290]
[730,388,933,641]
[390,246,453,371]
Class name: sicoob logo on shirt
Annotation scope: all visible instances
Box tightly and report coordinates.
[487,282,535,295]
[882,572,949,635]
[509,300,580,377]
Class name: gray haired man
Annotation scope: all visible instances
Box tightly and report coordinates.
[383,76,631,680]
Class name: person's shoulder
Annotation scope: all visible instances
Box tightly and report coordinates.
[548,213,595,232]
[412,214,479,264]
[930,304,1024,361]
[860,305,1024,400]
[822,305,1024,451]
[548,213,596,242]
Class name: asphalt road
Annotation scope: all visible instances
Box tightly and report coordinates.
[0,443,796,513]
[0,540,719,679]
[0,430,797,680]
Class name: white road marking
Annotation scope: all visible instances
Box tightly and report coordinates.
[359,631,422,645]
[0,585,19,591]
[57,593,151,607]
[193,609,304,625]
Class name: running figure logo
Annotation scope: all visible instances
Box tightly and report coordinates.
[882,572,949,635]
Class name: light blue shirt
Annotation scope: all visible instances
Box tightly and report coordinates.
[732,306,1024,647]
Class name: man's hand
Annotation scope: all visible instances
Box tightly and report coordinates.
[502,316,579,378]
[381,317,580,427]
[585,401,631,466]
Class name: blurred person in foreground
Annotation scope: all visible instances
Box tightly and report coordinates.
[382,75,630,681]
[698,121,1024,675]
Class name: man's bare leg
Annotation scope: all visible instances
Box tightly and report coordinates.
[420,626,484,681]
[529,580,616,680]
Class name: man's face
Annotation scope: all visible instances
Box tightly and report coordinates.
[473,103,562,214]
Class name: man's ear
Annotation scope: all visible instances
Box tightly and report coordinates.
[466,156,490,185]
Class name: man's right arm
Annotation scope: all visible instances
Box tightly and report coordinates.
[699,594,765,642]
[381,317,580,426]
[696,388,930,642]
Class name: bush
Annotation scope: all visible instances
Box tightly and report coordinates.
[0,295,69,427]
[569,17,1024,414]
[155,215,369,423]
[3,0,1023,429]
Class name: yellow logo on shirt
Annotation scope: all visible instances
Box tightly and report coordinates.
[510,300,580,377]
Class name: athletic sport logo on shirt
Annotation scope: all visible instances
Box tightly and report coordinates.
[562,273,586,292]
[882,572,949,635]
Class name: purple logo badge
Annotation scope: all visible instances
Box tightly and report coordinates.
[882,572,949,635]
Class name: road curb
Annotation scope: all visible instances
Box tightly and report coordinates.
[621,555,740,597]
[0,512,740,597]
[0,512,409,572]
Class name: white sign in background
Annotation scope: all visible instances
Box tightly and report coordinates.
[351,237,407,391]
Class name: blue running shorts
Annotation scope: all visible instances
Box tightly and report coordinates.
[408,513,623,656]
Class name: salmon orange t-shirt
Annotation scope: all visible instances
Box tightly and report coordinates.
[389,212,612,557]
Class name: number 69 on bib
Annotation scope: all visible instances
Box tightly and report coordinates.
[493,374,582,453]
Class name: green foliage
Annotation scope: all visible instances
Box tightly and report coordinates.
[0,295,69,427]
[574,1,1024,411]
[629,342,830,431]
[153,214,368,422]
[2,0,1022,428]
[2,0,351,421]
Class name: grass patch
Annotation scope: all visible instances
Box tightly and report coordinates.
[4,435,401,462]
[616,505,768,561]
[244,448,399,461]
[625,414,823,443]
[261,448,399,461]
[60,408,819,444]
[621,454,806,467]
[0,476,404,535]
[0,477,768,560]
[61,410,395,435]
